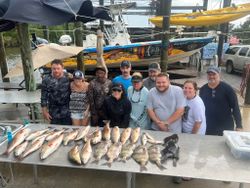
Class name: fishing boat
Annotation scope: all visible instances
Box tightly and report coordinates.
[44,36,214,70]
[149,3,250,27]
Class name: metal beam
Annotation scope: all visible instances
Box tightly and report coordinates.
[131,6,204,10]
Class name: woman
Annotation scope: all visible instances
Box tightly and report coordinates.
[102,83,131,128]
[128,72,150,129]
[182,80,206,135]
[69,70,89,126]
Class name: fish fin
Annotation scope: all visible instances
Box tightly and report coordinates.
[140,165,147,172]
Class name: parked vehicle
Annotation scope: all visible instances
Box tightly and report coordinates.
[223,45,250,73]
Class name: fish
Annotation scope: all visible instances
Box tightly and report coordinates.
[46,129,65,141]
[63,129,79,146]
[144,132,163,145]
[148,145,166,170]
[19,134,47,160]
[120,143,136,162]
[1,128,31,156]
[102,123,111,141]
[91,128,102,145]
[111,126,120,143]
[92,141,111,164]
[80,139,92,165]
[106,142,122,167]
[25,128,49,141]
[120,127,132,145]
[14,141,28,157]
[132,145,149,171]
[40,134,64,160]
[75,125,90,141]
[68,145,81,165]
[141,133,148,146]
[130,127,140,144]
[31,131,52,144]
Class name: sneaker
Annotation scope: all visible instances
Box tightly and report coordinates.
[172,177,182,184]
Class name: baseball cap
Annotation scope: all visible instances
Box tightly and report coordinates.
[206,65,221,74]
[111,83,123,92]
[120,61,131,68]
[131,72,143,82]
[73,70,84,79]
[148,62,161,71]
[95,66,106,73]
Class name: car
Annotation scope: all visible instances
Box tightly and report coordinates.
[223,45,250,73]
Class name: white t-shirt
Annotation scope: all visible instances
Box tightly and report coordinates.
[147,85,186,133]
[182,95,206,135]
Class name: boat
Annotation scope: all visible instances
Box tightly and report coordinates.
[44,36,214,70]
[149,3,250,27]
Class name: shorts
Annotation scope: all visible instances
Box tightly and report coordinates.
[71,112,85,120]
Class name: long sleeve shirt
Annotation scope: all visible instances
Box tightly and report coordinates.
[200,81,242,136]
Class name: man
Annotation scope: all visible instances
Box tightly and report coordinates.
[41,59,71,125]
[143,62,161,90]
[147,73,186,133]
[88,66,112,126]
[112,61,132,93]
[200,65,242,136]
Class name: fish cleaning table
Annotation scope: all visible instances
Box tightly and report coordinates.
[0,123,249,188]
[0,90,41,122]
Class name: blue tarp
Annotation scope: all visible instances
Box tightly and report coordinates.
[202,42,229,60]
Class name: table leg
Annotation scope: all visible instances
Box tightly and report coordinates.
[126,172,136,188]
[8,163,14,183]
[30,104,36,123]
[33,165,38,184]
[239,183,244,188]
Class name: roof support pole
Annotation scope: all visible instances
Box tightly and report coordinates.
[0,33,9,82]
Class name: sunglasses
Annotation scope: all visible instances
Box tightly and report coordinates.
[112,89,122,92]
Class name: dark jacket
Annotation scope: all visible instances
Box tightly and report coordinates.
[102,96,132,128]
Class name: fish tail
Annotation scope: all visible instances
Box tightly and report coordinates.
[91,159,99,165]
[156,161,167,170]
[0,151,9,157]
[140,165,147,172]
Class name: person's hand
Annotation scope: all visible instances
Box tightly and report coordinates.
[43,111,52,122]
[155,120,168,131]
[236,128,243,131]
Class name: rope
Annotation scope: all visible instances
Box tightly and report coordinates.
[240,64,250,97]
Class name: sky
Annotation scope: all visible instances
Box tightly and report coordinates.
[102,0,250,28]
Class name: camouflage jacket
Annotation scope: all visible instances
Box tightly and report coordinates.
[41,74,71,119]
[88,78,112,115]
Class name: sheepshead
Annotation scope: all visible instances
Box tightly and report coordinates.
[25,128,49,141]
[106,142,122,167]
[46,129,65,141]
[111,126,120,143]
[120,127,132,145]
[68,145,81,165]
[120,143,136,162]
[40,134,64,160]
[20,134,47,160]
[145,132,163,145]
[130,127,140,144]
[132,145,149,171]
[75,125,90,141]
[14,141,28,157]
[80,140,92,165]
[91,128,102,145]
[93,141,111,164]
[63,129,79,146]
[102,123,111,141]
[141,133,148,145]
[1,128,31,156]
[148,145,166,170]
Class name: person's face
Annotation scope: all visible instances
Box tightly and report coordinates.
[183,83,196,99]
[120,66,131,77]
[51,64,64,79]
[96,70,106,81]
[132,81,143,91]
[112,88,123,100]
[73,78,83,86]
[207,72,220,85]
[149,69,160,81]
[156,76,169,92]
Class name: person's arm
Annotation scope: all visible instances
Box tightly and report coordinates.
[87,82,97,115]
[147,109,168,131]
[41,78,52,121]
[227,86,243,130]
[163,107,185,126]
[121,99,132,127]
[192,121,202,134]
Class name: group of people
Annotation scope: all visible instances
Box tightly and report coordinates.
[41,59,243,137]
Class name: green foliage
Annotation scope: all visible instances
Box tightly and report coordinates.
[231,17,250,44]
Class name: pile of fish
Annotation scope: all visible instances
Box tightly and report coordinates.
[0,123,180,172]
